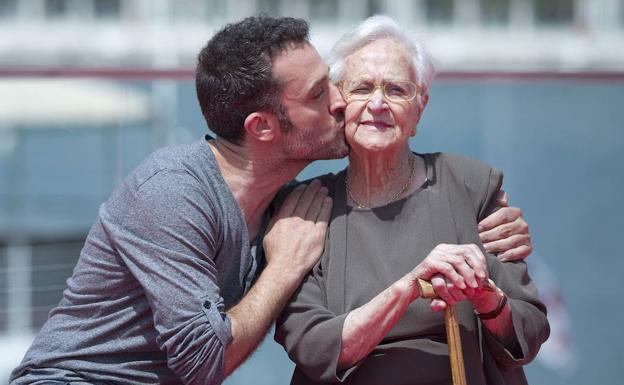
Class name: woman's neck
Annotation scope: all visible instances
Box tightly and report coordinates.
[346,147,426,209]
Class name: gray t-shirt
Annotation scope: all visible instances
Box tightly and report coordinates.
[10,137,262,385]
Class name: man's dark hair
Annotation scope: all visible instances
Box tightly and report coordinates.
[196,16,309,142]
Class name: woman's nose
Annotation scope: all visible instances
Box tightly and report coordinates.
[367,88,387,111]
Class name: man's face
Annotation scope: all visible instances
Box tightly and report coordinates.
[271,43,349,161]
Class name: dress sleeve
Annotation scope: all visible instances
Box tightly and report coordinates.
[477,166,504,220]
[484,257,550,368]
[275,248,351,383]
[470,161,550,368]
[101,170,231,385]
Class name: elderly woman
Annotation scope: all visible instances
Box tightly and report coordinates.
[275,16,549,385]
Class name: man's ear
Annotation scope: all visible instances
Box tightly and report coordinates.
[244,112,280,143]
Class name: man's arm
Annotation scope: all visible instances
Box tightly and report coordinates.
[111,172,330,385]
[224,180,332,376]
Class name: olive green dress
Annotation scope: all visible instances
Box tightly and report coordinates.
[275,153,549,385]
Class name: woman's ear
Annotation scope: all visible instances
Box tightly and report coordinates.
[244,112,280,143]
[412,93,430,133]
[420,93,429,109]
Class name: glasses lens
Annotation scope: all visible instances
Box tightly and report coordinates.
[342,80,417,102]
[383,81,417,102]
[342,80,374,100]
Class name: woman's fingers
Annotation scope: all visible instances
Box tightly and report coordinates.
[416,244,489,300]
[430,274,465,311]
[437,244,484,289]
[430,298,447,312]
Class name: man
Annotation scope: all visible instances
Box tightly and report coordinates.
[10,16,530,385]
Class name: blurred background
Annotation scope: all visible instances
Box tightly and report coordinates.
[0,0,623,384]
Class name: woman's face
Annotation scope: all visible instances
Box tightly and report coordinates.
[341,38,423,153]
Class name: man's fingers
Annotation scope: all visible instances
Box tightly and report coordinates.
[497,245,533,262]
[483,233,530,254]
[477,206,521,232]
[275,184,307,219]
[304,186,329,221]
[479,217,527,243]
[496,190,509,207]
[315,196,333,227]
[292,179,323,217]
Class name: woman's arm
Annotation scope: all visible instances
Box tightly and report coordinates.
[275,242,489,381]
[338,243,489,369]
[478,257,550,367]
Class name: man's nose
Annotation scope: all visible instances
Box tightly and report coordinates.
[329,83,346,118]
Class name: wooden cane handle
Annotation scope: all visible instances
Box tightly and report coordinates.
[417,277,496,299]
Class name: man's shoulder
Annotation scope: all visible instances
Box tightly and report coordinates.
[103,138,229,223]
[138,138,214,179]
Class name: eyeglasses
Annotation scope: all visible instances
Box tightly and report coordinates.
[338,79,419,103]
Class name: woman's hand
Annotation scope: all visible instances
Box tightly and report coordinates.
[478,190,532,262]
[411,244,488,308]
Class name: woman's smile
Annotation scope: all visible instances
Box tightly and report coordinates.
[358,119,393,131]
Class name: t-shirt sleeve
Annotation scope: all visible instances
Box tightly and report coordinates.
[101,169,231,385]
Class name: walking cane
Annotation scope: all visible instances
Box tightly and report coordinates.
[417,278,497,385]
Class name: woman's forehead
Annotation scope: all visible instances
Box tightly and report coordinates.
[343,39,413,80]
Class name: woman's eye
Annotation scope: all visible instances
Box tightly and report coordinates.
[387,84,406,95]
[351,85,372,94]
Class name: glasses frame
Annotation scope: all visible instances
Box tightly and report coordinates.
[338,80,420,103]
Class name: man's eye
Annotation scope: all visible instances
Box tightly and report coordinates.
[312,88,325,99]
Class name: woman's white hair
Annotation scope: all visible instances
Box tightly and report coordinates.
[328,15,436,96]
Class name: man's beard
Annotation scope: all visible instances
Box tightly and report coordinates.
[277,107,349,161]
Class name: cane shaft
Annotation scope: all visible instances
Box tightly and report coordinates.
[417,277,494,385]
[445,305,467,385]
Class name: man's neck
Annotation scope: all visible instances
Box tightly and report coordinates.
[207,138,308,238]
